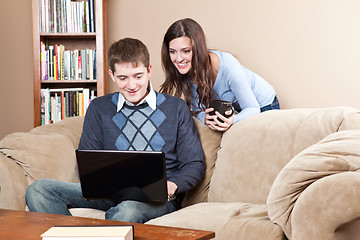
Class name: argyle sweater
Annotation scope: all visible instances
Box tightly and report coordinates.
[78,92,205,194]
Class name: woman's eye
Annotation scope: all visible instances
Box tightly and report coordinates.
[169,50,175,54]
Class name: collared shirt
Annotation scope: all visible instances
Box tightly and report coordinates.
[116,82,157,112]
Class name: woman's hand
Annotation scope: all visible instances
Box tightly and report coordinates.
[205,108,234,132]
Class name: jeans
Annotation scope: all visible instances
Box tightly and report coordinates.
[260,96,280,112]
[25,179,179,223]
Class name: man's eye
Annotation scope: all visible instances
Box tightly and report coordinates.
[119,77,126,81]
[136,75,143,79]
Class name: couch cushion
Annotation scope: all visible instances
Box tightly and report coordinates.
[69,208,106,219]
[267,130,360,239]
[0,116,84,185]
[208,107,360,205]
[181,117,223,207]
[147,202,284,240]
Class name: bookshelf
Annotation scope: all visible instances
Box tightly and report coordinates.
[31,0,107,127]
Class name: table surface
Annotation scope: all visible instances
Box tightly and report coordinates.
[0,209,215,240]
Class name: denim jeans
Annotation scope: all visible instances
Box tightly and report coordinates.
[260,96,280,112]
[25,179,179,223]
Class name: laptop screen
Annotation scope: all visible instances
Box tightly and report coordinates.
[75,150,168,203]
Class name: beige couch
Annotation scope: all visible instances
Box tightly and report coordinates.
[2,107,360,239]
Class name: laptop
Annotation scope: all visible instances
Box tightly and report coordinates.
[75,149,168,203]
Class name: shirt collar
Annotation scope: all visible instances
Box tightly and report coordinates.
[117,82,157,111]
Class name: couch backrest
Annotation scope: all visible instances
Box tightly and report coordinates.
[207,107,360,204]
[181,118,223,207]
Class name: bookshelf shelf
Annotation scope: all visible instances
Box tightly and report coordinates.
[40,33,97,38]
[32,0,107,127]
[41,80,98,83]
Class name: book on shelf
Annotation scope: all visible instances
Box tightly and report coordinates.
[40,88,96,125]
[40,42,96,81]
[48,45,54,80]
[41,225,134,240]
[40,0,95,33]
[89,0,95,32]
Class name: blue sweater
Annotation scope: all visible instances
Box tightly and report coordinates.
[78,92,205,194]
[191,50,276,124]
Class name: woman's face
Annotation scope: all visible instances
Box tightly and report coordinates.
[168,36,193,75]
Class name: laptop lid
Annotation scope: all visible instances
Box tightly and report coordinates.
[75,149,168,203]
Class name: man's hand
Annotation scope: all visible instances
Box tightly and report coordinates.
[167,181,178,196]
[205,108,234,132]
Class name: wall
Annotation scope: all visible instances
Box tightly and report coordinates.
[107,0,360,110]
[1,0,360,139]
[0,0,34,139]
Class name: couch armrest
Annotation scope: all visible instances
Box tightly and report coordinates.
[267,130,360,239]
[0,117,84,210]
[291,172,360,240]
[0,153,28,210]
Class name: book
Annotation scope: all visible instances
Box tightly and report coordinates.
[83,88,90,114]
[78,54,82,79]
[63,50,71,80]
[41,41,46,80]
[41,225,133,240]
[40,88,92,125]
[40,0,95,34]
[49,45,54,80]
[89,0,95,32]
[60,44,65,80]
[85,1,90,33]
[81,49,86,79]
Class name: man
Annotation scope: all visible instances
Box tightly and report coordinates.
[26,38,205,223]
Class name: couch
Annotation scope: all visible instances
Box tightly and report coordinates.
[2,106,360,240]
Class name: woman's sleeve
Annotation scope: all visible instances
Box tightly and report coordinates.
[223,54,261,124]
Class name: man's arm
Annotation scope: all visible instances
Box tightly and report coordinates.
[168,100,205,194]
[78,99,104,150]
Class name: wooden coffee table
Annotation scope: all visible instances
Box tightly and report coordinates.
[0,209,215,240]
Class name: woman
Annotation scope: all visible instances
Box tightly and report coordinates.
[160,18,279,132]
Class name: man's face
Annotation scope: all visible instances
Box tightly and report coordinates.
[109,62,152,105]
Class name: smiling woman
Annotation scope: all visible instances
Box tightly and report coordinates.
[160,18,279,132]
[168,36,193,75]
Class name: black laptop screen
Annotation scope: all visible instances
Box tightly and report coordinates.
[76,150,168,203]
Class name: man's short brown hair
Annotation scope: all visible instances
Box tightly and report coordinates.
[108,38,150,73]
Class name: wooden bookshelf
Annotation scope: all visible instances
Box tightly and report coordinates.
[31,0,107,127]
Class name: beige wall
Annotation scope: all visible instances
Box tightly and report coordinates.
[1,0,360,139]
[0,0,34,139]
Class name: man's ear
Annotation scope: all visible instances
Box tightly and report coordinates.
[108,69,115,82]
[148,64,152,76]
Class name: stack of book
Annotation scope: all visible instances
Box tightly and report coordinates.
[40,42,97,81]
[41,88,96,125]
[40,0,95,33]
[41,225,134,240]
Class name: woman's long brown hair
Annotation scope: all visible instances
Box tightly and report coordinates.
[160,18,216,113]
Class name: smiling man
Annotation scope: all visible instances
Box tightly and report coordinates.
[26,38,205,223]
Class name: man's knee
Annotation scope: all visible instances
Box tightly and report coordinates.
[106,201,147,223]
[26,179,49,202]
